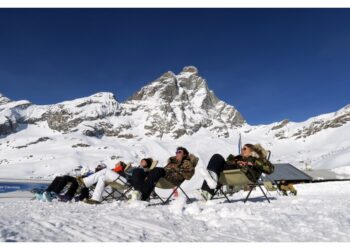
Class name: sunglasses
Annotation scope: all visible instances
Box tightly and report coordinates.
[242,147,248,151]
[176,151,184,155]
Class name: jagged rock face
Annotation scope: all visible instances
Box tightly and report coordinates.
[292,112,350,139]
[0,116,17,135]
[0,94,32,136]
[125,66,245,138]
[273,105,350,140]
[44,92,121,133]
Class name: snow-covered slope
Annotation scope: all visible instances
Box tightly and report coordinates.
[0,66,350,180]
[1,181,350,242]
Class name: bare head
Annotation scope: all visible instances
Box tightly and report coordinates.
[241,144,255,158]
[140,158,152,169]
[175,146,189,161]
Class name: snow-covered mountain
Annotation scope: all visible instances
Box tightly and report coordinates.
[0,66,244,139]
[0,66,349,180]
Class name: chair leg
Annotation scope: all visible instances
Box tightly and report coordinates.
[210,188,220,200]
[164,186,180,204]
[244,186,254,203]
[178,186,192,203]
[152,191,166,204]
[258,184,271,203]
[221,187,231,203]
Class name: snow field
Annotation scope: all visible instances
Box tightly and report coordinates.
[0,181,349,242]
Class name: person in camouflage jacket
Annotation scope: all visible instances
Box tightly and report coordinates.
[200,144,275,198]
[132,146,197,201]
[163,151,196,186]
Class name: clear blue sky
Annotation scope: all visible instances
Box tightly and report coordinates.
[0,9,350,125]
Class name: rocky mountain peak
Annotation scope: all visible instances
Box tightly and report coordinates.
[124,66,245,138]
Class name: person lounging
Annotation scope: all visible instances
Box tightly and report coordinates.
[82,158,153,204]
[35,164,106,202]
[200,143,275,200]
[277,179,297,196]
[131,147,196,201]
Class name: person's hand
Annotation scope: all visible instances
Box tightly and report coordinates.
[237,161,254,167]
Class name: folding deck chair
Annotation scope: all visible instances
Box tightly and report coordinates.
[211,150,272,203]
[87,163,134,203]
[152,154,199,205]
[102,159,162,202]
[211,169,271,203]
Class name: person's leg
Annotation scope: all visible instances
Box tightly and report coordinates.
[139,168,165,200]
[50,175,74,194]
[206,154,227,176]
[201,180,215,195]
[201,154,227,193]
[63,176,79,199]
[90,170,126,202]
[131,168,147,192]
[46,176,63,193]
[91,177,106,202]
[104,169,127,183]
[79,187,90,200]
[82,169,107,188]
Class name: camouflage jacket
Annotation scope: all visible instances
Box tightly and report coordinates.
[226,154,274,182]
[164,156,195,186]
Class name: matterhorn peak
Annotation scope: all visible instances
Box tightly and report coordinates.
[180,65,199,76]
[124,66,245,138]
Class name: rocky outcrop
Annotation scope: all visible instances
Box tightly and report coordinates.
[0,94,31,136]
[125,66,245,138]
[273,105,350,140]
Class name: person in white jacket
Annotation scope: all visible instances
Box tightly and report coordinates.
[81,158,152,204]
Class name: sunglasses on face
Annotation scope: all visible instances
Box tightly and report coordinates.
[176,151,184,155]
[242,147,248,151]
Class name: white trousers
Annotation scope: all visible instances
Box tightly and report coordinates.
[83,169,125,202]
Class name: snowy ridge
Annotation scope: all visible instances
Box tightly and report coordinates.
[0,66,350,179]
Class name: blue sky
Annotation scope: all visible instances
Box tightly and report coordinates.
[0,8,350,124]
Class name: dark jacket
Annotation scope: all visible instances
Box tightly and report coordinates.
[164,155,197,186]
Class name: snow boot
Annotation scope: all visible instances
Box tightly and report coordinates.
[42,191,55,202]
[34,192,44,201]
[201,190,213,201]
[57,194,73,202]
[129,190,142,201]
[199,168,218,189]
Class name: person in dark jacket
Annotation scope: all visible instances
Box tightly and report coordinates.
[200,144,274,200]
[131,147,197,201]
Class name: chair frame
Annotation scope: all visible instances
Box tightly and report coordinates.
[210,150,272,203]
[151,155,198,205]
[101,175,134,202]
[152,178,192,205]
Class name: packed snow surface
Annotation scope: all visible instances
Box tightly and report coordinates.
[1,181,349,242]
